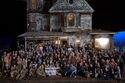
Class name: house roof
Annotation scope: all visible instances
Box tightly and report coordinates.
[90,29,116,35]
[18,31,69,38]
[49,0,94,13]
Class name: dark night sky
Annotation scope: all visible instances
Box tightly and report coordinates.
[87,0,125,32]
[0,0,125,49]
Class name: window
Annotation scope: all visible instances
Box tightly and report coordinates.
[31,0,37,9]
[66,0,74,4]
[67,13,75,26]
[69,0,73,4]
[32,15,36,22]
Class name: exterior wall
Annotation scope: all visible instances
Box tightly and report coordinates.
[76,13,80,27]
[27,13,39,31]
[68,35,91,46]
[27,13,50,31]
[68,35,76,45]
[80,35,91,46]
[64,13,67,27]
[80,14,92,31]
[27,0,44,11]
[27,0,52,32]
[50,14,61,32]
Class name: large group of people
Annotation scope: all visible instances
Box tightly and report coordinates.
[0,42,125,80]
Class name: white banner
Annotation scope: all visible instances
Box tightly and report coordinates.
[45,67,57,76]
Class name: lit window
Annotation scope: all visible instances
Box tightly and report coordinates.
[67,14,75,26]
[31,0,37,9]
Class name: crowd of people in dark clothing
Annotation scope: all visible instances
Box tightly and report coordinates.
[0,42,125,80]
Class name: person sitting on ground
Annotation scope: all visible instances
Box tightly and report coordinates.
[70,64,77,78]
[64,64,71,77]
[37,61,46,77]
[56,63,61,76]
[10,65,18,80]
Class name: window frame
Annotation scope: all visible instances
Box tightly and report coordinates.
[31,0,37,10]
[67,13,76,28]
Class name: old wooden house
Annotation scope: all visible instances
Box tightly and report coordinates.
[18,0,115,50]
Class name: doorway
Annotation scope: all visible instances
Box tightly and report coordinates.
[61,40,68,45]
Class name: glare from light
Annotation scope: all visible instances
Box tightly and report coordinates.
[76,39,80,43]
[55,40,60,44]
[68,14,73,21]
[60,37,68,39]
[95,38,110,49]
[55,41,58,44]
[58,40,60,44]
[99,38,109,46]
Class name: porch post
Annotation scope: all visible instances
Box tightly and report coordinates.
[17,39,19,49]
[110,34,115,50]
[25,37,27,51]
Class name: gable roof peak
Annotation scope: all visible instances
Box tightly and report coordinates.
[49,0,94,13]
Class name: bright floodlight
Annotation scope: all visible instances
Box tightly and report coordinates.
[99,38,109,46]
[95,38,110,49]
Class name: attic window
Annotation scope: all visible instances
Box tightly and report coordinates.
[31,0,37,10]
[69,0,73,4]
[67,13,75,26]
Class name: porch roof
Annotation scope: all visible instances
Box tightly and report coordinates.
[90,29,116,35]
[18,31,69,38]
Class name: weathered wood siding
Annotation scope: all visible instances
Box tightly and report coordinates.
[80,14,92,30]
[28,13,50,31]
[50,14,61,32]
